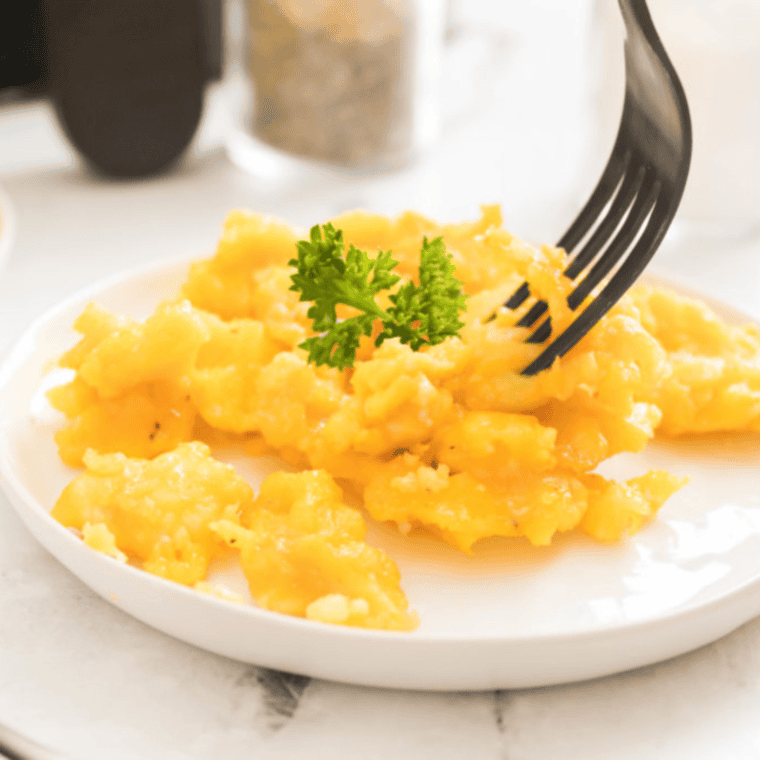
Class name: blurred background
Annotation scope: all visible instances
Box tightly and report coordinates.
[0,0,608,353]
[1,0,760,338]
[1,0,760,332]
[0,2,597,223]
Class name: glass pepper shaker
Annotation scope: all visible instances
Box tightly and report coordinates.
[224,0,447,177]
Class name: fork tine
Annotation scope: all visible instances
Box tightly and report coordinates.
[514,153,648,332]
[502,133,632,318]
[516,299,549,328]
[563,156,643,278]
[520,189,675,376]
[567,169,661,309]
[516,152,644,331]
[557,133,632,255]
[505,281,531,309]
[526,317,552,344]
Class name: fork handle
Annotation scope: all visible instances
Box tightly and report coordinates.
[0,722,73,760]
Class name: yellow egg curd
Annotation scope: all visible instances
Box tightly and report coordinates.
[48,206,760,630]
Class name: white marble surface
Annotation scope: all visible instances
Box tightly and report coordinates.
[3,1,760,758]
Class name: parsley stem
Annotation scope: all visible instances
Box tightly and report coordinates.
[333,282,390,322]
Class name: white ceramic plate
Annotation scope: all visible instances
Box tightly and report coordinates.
[2,258,760,691]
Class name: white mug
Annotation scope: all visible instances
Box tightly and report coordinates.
[592,0,760,238]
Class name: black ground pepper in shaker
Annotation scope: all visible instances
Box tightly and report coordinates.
[244,0,414,169]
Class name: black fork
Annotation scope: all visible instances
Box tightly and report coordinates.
[511,0,692,376]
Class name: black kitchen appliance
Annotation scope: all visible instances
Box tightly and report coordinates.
[1,0,222,177]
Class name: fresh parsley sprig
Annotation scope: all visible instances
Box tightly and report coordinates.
[289,223,467,369]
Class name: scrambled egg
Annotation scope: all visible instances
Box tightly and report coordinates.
[48,207,760,631]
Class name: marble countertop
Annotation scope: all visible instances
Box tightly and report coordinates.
[3,1,760,758]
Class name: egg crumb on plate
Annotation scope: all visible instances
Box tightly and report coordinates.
[46,206,760,631]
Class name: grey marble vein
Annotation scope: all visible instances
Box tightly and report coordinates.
[236,666,311,733]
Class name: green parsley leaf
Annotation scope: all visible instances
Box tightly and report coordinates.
[289,224,467,369]
[380,236,467,350]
